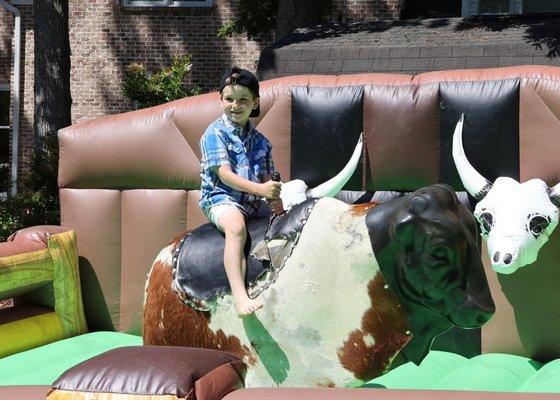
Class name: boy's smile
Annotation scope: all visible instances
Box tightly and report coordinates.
[221,84,259,128]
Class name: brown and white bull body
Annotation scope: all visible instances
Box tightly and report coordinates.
[145,198,405,387]
[144,185,494,387]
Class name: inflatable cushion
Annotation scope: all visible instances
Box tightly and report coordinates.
[47,346,246,400]
[365,351,560,393]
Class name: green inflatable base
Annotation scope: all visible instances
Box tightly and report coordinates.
[3,337,560,393]
[364,351,560,393]
[0,331,141,385]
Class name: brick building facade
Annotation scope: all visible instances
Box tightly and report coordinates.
[0,0,399,180]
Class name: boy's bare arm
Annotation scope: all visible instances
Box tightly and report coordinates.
[217,166,280,199]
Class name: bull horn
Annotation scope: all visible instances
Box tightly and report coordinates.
[306,133,363,198]
[452,114,492,201]
[548,183,560,207]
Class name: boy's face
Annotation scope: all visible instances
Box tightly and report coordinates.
[220,84,259,127]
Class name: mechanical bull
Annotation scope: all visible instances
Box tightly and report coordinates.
[143,158,494,387]
[453,114,560,273]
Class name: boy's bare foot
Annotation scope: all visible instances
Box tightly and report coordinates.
[234,295,263,317]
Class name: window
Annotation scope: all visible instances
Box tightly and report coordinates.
[0,86,9,166]
[524,0,560,13]
[121,0,213,7]
[480,0,510,14]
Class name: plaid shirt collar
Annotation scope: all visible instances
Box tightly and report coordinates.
[220,114,256,142]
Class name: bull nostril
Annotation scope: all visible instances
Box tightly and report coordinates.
[493,251,501,263]
[503,253,513,265]
[476,314,488,324]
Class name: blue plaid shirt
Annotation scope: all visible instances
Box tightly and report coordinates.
[199,114,275,215]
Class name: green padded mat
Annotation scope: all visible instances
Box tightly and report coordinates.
[364,351,560,393]
[0,331,141,385]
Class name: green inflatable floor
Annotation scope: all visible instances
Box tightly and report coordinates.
[364,351,560,393]
[3,338,560,393]
[0,331,141,385]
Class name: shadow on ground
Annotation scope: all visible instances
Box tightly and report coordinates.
[456,15,560,57]
[262,15,560,58]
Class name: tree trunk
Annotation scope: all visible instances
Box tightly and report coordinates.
[34,0,71,150]
[275,0,326,39]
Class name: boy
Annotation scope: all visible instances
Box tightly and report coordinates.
[199,67,282,317]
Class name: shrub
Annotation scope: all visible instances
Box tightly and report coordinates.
[123,54,202,109]
[0,164,9,193]
[0,130,60,242]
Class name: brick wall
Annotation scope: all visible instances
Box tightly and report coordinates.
[330,0,401,22]
[69,0,272,124]
[0,8,12,86]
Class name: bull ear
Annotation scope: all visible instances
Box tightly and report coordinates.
[409,196,427,214]
[393,198,426,246]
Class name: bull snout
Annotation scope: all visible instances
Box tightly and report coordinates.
[450,293,495,328]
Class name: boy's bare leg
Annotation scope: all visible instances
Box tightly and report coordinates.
[219,209,264,316]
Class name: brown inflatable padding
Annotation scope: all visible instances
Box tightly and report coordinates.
[364,83,440,191]
[0,226,70,257]
[60,189,122,330]
[170,91,223,160]
[482,235,560,361]
[519,78,560,184]
[223,388,559,400]
[59,112,201,190]
[120,190,188,334]
[186,190,208,232]
[480,242,523,356]
[254,87,292,181]
[0,385,51,400]
[259,73,413,91]
[413,65,560,85]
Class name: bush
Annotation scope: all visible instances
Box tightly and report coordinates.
[123,54,202,109]
[0,132,60,242]
[0,164,10,193]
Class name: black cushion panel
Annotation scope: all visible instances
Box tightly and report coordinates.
[291,86,364,190]
[439,79,520,190]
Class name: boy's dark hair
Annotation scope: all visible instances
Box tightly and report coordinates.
[219,67,260,117]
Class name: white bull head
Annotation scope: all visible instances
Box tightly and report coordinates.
[279,134,363,210]
[452,114,560,274]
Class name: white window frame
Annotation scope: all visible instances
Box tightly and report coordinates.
[121,0,213,7]
[462,0,523,16]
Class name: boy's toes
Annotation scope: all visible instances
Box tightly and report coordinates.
[236,299,263,317]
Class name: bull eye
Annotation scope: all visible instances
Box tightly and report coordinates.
[478,212,494,234]
[529,215,549,236]
[431,246,448,262]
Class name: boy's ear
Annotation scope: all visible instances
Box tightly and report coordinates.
[253,96,260,110]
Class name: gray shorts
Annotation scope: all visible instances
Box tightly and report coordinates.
[207,201,271,232]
